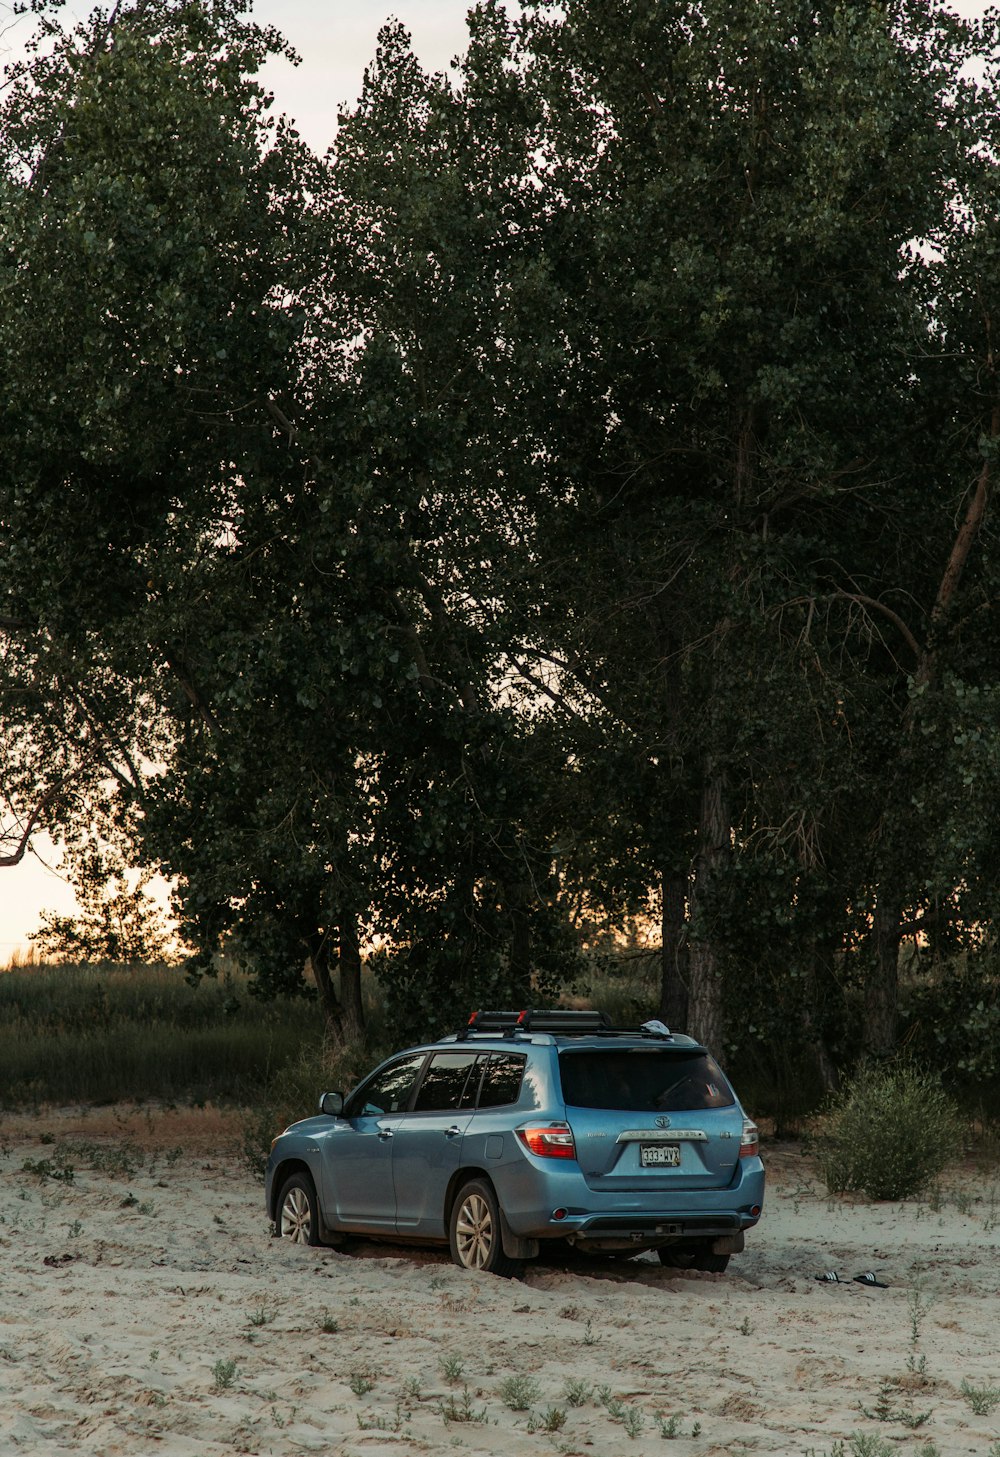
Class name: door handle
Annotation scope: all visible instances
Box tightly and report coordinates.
[377,1127,394,1141]
[444,1125,462,1138]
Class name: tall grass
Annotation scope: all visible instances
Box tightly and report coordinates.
[0,960,321,1106]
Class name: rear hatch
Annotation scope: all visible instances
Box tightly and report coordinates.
[558,1046,743,1192]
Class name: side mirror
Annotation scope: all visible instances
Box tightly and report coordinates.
[319,1090,344,1118]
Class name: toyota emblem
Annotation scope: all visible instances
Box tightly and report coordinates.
[654,1115,671,1129]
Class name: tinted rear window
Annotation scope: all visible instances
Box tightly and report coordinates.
[477,1053,526,1108]
[558,1049,735,1112]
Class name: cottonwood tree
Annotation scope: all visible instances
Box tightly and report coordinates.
[488,0,1000,1054]
[5,0,1000,1064]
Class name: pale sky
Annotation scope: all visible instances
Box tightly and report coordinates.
[0,0,992,957]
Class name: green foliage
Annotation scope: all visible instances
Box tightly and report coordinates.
[29,843,177,964]
[818,1063,964,1201]
[237,1042,395,1178]
[499,1374,540,1411]
[211,1359,238,1392]
[5,0,1000,1060]
[20,1156,74,1183]
[900,951,1000,1085]
[0,962,318,1106]
[959,1379,1000,1416]
[438,1386,487,1424]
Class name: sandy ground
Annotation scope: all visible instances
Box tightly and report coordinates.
[1,1106,999,1457]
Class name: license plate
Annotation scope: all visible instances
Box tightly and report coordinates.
[640,1143,680,1167]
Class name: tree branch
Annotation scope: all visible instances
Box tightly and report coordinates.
[0,780,64,867]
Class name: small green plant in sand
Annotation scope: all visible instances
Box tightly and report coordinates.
[654,1411,685,1437]
[500,1373,540,1410]
[598,1386,646,1436]
[55,1138,144,1179]
[212,1358,238,1391]
[959,1378,1000,1415]
[621,1405,645,1438]
[349,1370,375,1396]
[438,1385,487,1424]
[563,1377,592,1407]
[357,1404,406,1433]
[527,1405,566,1433]
[860,1377,931,1428]
[439,1352,465,1384]
[804,1437,895,1457]
[21,1156,74,1183]
[319,1310,339,1334]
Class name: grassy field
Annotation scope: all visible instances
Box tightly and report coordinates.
[0,960,322,1107]
[0,951,666,1107]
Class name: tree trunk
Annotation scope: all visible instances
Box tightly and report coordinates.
[865,893,900,1057]
[508,890,532,1004]
[338,915,365,1037]
[800,938,840,1092]
[307,932,344,1034]
[658,870,689,1031]
[687,768,728,1049]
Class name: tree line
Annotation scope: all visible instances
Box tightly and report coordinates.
[3,0,1000,1075]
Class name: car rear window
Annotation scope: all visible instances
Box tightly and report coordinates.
[558,1049,735,1112]
[477,1053,526,1108]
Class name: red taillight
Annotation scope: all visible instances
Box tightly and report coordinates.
[739,1117,759,1158]
[516,1123,577,1160]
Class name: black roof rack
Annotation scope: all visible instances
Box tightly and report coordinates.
[458,1008,613,1040]
[453,1010,685,1043]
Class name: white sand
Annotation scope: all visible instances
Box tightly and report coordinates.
[1,1105,998,1456]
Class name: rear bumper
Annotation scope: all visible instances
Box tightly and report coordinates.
[496,1155,765,1243]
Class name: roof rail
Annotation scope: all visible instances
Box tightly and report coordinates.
[458,1008,613,1040]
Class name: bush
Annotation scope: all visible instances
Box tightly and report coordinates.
[817,1062,964,1200]
[237,1026,393,1178]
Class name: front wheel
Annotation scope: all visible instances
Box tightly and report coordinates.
[448,1179,521,1278]
[276,1171,325,1247]
[657,1245,730,1274]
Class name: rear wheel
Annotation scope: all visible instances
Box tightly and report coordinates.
[657,1244,730,1273]
[448,1178,522,1278]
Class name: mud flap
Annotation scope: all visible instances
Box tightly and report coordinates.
[710,1231,745,1255]
[499,1207,539,1261]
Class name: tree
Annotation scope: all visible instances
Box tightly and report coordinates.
[5,0,1000,1068]
[30,841,176,962]
[491,0,1000,1055]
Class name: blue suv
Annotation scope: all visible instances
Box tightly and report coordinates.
[265,1009,764,1277]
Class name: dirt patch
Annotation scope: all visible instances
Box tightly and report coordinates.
[0,1101,243,1152]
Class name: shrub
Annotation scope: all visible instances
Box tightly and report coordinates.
[817,1062,964,1200]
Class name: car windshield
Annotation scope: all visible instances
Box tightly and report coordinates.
[558,1049,735,1112]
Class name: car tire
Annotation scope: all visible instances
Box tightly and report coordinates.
[448,1178,522,1278]
[657,1245,730,1274]
[276,1171,326,1247]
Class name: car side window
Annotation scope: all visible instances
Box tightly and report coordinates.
[347,1054,426,1117]
[412,1052,481,1111]
[476,1053,526,1108]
